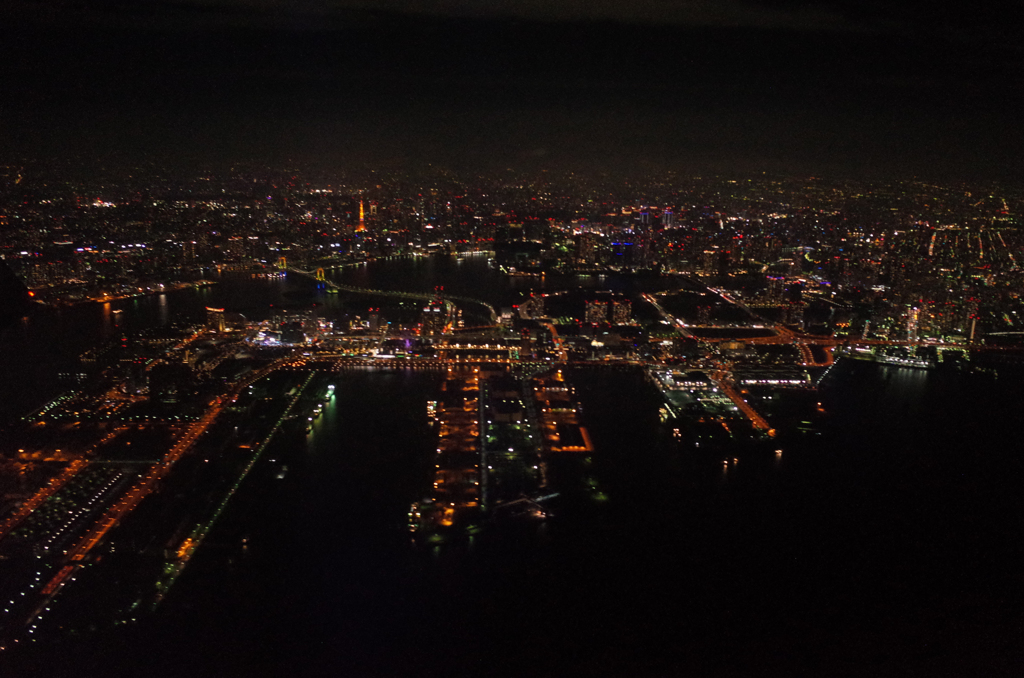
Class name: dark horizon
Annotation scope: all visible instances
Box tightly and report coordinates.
[2,3,1023,184]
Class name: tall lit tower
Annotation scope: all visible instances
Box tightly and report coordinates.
[907,305,920,343]
[356,200,366,232]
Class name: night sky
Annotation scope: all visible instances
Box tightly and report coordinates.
[2,1,1023,180]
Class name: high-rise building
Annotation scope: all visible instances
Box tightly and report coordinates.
[225,237,246,261]
[26,262,48,288]
[962,296,979,335]
[611,300,631,325]
[575,233,601,266]
[420,290,449,337]
[206,307,226,332]
[585,300,608,324]
[700,249,719,276]
[420,302,446,336]
[907,305,920,343]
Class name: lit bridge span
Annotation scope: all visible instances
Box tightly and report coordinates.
[288,267,498,323]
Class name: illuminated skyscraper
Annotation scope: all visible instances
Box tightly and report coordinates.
[206,306,225,332]
[420,302,446,336]
[575,233,600,266]
[700,249,718,276]
[356,199,366,232]
[766,276,785,303]
[907,306,920,343]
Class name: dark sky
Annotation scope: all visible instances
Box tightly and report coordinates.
[2,1,1022,180]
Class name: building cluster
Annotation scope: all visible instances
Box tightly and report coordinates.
[0,165,1021,344]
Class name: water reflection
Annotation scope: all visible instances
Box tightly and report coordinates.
[873,365,931,417]
[101,301,113,337]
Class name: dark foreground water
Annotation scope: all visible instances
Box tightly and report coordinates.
[7,361,1022,678]
[3,261,1024,677]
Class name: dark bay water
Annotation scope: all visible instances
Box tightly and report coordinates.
[4,259,1024,676]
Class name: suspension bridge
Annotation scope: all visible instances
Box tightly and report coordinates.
[287,266,499,324]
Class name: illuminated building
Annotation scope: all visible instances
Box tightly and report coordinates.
[733,366,811,387]
[700,249,719,276]
[206,306,226,332]
[356,199,366,232]
[907,305,920,343]
[225,236,246,261]
[611,300,631,325]
[585,300,607,324]
[575,233,601,266]
[420,300,447,337]
[651,368,714,392]
[766,276,785,303]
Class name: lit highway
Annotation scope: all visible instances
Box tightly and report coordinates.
[0,356,297,649]
[152,369,316,607]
